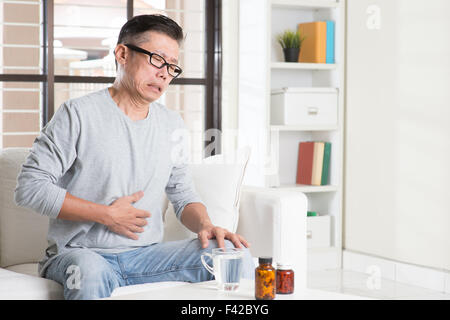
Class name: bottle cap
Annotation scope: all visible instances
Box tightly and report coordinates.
[276,263,293,270]
[258,257,272,264]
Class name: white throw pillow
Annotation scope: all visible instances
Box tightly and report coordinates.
[0,148,49,267]
[163,147,251,242]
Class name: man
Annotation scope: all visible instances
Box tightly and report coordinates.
[14,14,253,300]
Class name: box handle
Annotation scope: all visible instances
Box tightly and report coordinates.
[307,230,312,239]
[307,106,319,115]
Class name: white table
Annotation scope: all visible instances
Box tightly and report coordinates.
[107,279,373,300]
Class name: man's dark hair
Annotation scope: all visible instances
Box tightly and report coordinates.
[117,14,184,46]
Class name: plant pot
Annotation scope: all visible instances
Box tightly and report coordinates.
[283,47,300,62]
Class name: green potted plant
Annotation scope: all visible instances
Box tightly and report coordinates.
[277,29,306,62]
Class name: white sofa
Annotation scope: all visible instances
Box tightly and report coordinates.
[0,147,307,300]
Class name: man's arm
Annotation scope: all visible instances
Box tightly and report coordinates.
[14,102,150,240]
[180,202,250,249]
[58,191,151,240]
[14,103,79,218]
[179,202,212,234]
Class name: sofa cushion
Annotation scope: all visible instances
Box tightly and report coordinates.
[0,148,49,267]
[163,147,251,241]
[0,267,63,300]
[5,262,39,277]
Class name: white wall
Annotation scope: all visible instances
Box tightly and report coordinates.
[345,0,450,271]
[237,0,269,187]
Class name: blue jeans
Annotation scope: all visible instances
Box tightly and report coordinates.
[43,239,255,300]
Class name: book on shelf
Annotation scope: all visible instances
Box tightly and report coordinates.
[296,141,331,186]
[298,20,335,64]
[311,142,324,185]
[321,142,331,185]
[325,20,335,63]
[296,141,314,184]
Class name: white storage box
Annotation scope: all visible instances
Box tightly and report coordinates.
[271,87,338,126]
[307,215,331,248]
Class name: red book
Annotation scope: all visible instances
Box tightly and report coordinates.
[296,141,314,184]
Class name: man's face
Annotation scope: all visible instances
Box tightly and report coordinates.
[121,31,180,103]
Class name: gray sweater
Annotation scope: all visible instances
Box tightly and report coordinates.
[14,88,203,276]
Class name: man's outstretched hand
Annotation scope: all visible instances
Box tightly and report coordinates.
[197,224,251,249]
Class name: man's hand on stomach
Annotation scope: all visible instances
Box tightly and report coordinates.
[104,191,151,240]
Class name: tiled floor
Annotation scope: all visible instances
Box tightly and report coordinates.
[308,268,450,300]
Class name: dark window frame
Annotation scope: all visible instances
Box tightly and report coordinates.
[205,0,222,155]
[0,0,222,153]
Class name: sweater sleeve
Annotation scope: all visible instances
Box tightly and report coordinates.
[165,115,204,220]
[14,102,80,219]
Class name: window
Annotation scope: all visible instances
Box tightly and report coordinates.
[0,0,221,158]
[0,0,43,148]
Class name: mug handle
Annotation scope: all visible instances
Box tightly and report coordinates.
[200,252,214,276]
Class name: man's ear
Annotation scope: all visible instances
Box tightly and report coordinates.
[114,44,128,69]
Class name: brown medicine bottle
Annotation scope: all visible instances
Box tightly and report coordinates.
[276,263,294,294]
[255,257,276,300]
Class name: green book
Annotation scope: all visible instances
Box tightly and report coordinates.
[321,142,331,185]
[307,211,317,216]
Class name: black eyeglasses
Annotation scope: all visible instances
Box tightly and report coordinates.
[124,44,183,78]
